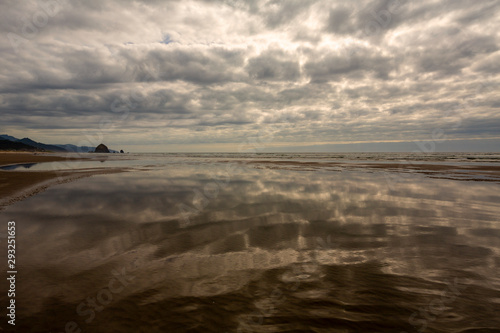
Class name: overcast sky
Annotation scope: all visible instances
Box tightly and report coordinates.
[1,0,499,152]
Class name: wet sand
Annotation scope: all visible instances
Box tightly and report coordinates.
[0,152,84,166]
[0,152,125,209]
[242,159,500,181]
[2,152,499,210]
[1,162,499,332]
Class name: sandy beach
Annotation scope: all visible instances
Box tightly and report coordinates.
[3,0,500,331]
[1,154,499,332]
[0,152,85,166]
[0,152,125,209]
[2,152,500,210]
[238,159,500,182]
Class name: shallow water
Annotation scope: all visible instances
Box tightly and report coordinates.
[1,157,500,332]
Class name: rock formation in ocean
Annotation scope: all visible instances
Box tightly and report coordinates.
[94,144,110,153]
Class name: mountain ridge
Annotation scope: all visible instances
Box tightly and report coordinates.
[0,134,118,153]
[0,139,42,151]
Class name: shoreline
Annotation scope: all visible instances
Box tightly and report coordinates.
[0,152,126,210]
[0,151,89,167]
[1,152,500,210]
[240,159,500,180]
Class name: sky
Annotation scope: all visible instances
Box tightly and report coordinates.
[1,0,499,152]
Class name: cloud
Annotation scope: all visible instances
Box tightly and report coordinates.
[472,52,500,74]
[0,0,499,150]
[246,48,301,81]
[261,0,318,28]
[304,46,393,82]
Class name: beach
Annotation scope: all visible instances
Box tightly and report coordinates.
[0,153,499,332]
[3,0,500,331]
[0,152,127,209]
[2,152,500,209]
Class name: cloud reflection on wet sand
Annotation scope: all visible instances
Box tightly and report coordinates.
[1,165,500,332]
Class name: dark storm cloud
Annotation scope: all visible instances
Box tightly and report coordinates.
[472,53,500,74]
[246,49,301,81]
[325,0,407,38]
[413,31,498,76]
[261,0,318,28]
[1,45,247,94]
[143,47,247,84]
[325,0,500,45]
[326,6,354,35]
[0,0,499,148]
[304,46,393,82]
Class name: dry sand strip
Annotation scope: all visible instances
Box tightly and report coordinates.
[0,152,127,209]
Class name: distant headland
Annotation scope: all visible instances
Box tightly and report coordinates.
[0,134,124,153]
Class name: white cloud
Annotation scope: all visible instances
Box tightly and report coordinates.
[0,0,499,151]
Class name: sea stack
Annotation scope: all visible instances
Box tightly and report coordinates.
[94,143,110,153]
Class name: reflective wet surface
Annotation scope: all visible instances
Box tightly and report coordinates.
[1,160,500,332]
